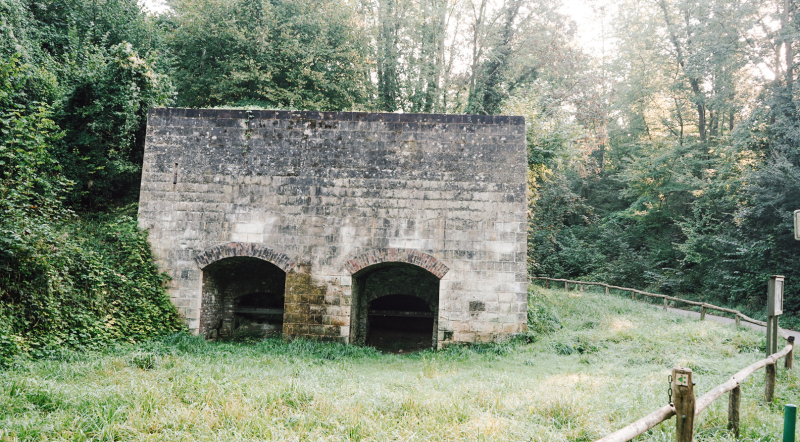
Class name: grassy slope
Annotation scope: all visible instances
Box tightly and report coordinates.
[0,285,797,442]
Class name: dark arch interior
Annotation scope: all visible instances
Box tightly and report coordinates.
[367,295,434,352]
[237,292,284,309]
[370,295,430,311]
[200,256,285,339]
[350,263,439,352]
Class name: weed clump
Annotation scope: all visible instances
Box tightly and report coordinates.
[129,352,159,370]
[528,289,562,335]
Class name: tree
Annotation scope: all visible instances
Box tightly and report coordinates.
[463,0,579,114]
[56,42,173,207]
[26,0,156,56]
[168,0,373,110]
[367,0,459,112]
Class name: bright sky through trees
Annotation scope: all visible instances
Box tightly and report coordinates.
[559,0,612,55]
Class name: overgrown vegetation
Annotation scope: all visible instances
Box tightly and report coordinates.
[0,202,183,368]
[1,286,795,441]
[520,0,800,330]
[1,0,799,368]
[0,0,182,366]
[167,0,372,110]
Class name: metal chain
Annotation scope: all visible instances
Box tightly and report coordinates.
[667,375,673,405]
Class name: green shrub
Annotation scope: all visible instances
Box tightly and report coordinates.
[56,42,173,207]
[527,289,561,335]
[129,352,159,370]
[0,205,184,367]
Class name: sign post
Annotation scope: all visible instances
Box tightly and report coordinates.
[767,275,785,356]
[794,210,800,240]
[672,367,695,442]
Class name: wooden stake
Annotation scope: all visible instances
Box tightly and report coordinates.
[631,291,635,300]
[672,367,695,442]
[772,317,779,355]
[545,279,550,289]
[664,298,668,311]
[605,286,609,295]
[565,281,569,291]
[735,315,741,327]
[765,363,776,403]
[580,284,584,292]
[700,306,706,321]
[786,336,794,370]
[728,385,741,438]
[767,317,773,357]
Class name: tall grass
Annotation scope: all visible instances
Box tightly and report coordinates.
[1,285,796,441]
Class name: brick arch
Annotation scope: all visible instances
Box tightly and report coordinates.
[344,248,449,279]
[194,242,295,272]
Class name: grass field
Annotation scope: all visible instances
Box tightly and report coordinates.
[1,285,797,441]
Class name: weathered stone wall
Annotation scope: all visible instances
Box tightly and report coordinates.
[138,108,528,345]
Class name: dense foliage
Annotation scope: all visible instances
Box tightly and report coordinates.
[522,0,800,328]
[168,0,372,110]
[56,42,173,206]
[0,1,181,367]
[0,204,184,368]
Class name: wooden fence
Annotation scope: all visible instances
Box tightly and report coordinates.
[533,277,774,331]
[532,277,796,441]
[597,341,793,442]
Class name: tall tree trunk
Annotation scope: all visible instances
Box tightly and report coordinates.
[659,0,707,144]
[440,1,460,112]
[466,0,489,114]
[421,0,447,113]
[673,94,685,145]
[468,0,521,114]
[785,0,794,90]
[377,0,400,111]
[688,78,707,143]
[783,0,795,119]
[709,110,718,139]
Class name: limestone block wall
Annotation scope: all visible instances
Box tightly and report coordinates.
[137,108,528,345]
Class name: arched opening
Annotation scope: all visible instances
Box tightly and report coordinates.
[367,294,435,351]
[350,262,439,352]
[200,256,285,339]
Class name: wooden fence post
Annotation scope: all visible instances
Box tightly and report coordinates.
[580,284,584,292]
[672,367,695,442]
[767,317,773,358]
[786,336,794,370]
[701,305,707,321]
[772,317,779,355]
[767,316,780,356]
[728,385,741,438]
[735,315,741,327]
[664,298,668,311]
[546,279,550,289]
[631,291,635,300]
[605,286,609,295]
[565,281,569,291]
[765,363,776,403]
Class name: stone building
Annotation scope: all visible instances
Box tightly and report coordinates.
[137,108,528,349]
